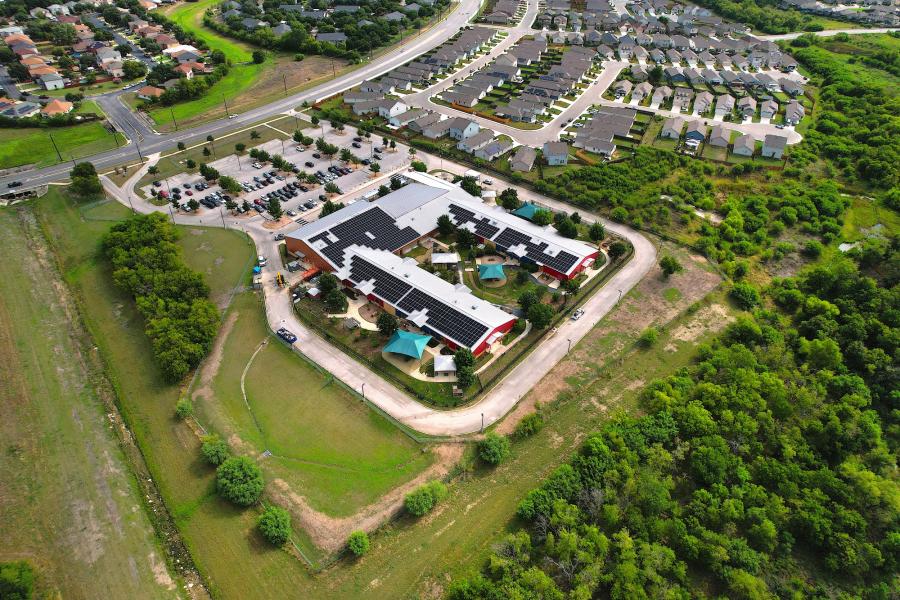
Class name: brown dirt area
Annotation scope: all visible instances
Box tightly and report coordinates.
[228,55,348,116]
[268,444,464,554]
[496,239,723,435]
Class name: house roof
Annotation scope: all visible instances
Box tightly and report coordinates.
[513,202,540,220]
[433,354,456,372]
[41,99,73,115]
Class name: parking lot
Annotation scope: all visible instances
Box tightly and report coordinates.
[139,125,411,223]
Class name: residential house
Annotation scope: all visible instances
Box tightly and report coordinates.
[665,66,685,83]
[422,118,453,139]
[316,32,347,43]
[708,125,730,147]
[714,93,734,118]
[732,133,755,156]
[543,141,569,166]
[631,81,653,103]
[457,130,493,153]
[760,99,778,120]
[693,91,713,114]
[448,117,479,140]
[684,121,707,146]
[39,72,65,90]
[737,96,756,119]
[41,99,73,116]
[672,87,693,112]
[389,108,424,127]
[660,116,684,139]
[651,85,672,106]
[137,85,165,100]
[509,145,536,172]
[784,100,804,125]
[407,112,441,134]
[613,79,632,98]
[761,133,786,159]
[475,138,512,161]
[1,101,40,118]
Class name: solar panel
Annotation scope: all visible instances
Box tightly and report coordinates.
[495,227,579,273]
[348,256,411,304]
[448,204,500,239]
[398,289,489,348]
[314,207,420,268]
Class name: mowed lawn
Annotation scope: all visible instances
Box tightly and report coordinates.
[0,200,176,599]
[164,0,253,63]
[0,121,124,169]
[195,292,434,517]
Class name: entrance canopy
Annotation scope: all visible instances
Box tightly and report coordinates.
[384,329,431,359]
[513,202,540,221]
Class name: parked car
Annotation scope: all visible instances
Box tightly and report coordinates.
[305,161,315,168]
[312,152,321,159]
[352,142,361,149]
[276,327,297,344]
[274,233,285,240]
[571,309,585,321]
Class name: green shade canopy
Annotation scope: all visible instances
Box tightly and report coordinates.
[513,202,539,221]
[384,329,431,359]
[478,263,505,280]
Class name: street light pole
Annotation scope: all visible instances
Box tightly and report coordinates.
[617,288,623,303]
[480,412,484,433]
[567,338,572,353]
[361,382,366,400]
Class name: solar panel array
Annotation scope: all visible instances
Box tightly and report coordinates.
[448,204,501,239]
[348,256,411,304]
[310,207,420,268]
[494,228,579,274]
[397,289,489,348]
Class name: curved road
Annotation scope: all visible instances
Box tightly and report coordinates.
[102,134,656,436]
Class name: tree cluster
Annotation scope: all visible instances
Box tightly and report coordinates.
[449,249,899,599]
[102,213,220,382]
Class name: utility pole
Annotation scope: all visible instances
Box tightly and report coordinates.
[567,338,572,353]
[480,412,484,433]
[282,73,288,95]
[170,107,178,131]
[219,205,226,228]
[222,95,230,117]
[361,382,366,400]
[48,131,63,162]
[125,192,135,212]
[135,138,144,162]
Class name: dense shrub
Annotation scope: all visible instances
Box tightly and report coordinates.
[216,457,265,506]
[404,481,448,517]
[257,505,291,546]
[347,530,370,556]
[200,434,230,466]
[478,433,511,465]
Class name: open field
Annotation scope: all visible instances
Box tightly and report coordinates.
[0,121,125,169]
[165,0,254,62]
[192,291,435,517]
[0,198,177,600]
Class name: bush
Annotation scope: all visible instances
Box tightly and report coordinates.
[730,282,760,310]
[411,160,427,172]
[404,480,448,517]
[637,327,658,347]
[175,398,193,419]
[514,412,544,439]
[216,456,265,506]
[527,303,555,329]
[347,530,370,556]
[200,434,230,466]
[0,561,34,600]
[377,312,398,336]
[478,433,511,465]
[257,505,291,546]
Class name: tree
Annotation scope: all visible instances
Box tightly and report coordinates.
[589,222,605,243]
[527,303,555,329]
[147,165,159,175]
[389,139,396,149]
[203,147,211,157]
[378,185,390,197]
[177,142,186,151]
[500,188,520,210]
[69,162,102,197]
[437,214,454,236]
[250,130,260,140]
[216,457,264,506]
[404,481,448,517]
[219,176,242,194]
[518,288,540,313]
[201,434,230,466]
[411,160,427,172]
[324,289,348,313]
[460,176,481,197]
[390,177,403,190]
[456,365,475,388]
[455,228,476,249]
[252,50,266,64]
[659,255,683,278]
[320,200,344,217]
[478,433,510,465]
[199,163,219,181]
[608,241,627,260]
[369,162,381,174]
[318,272,339,295]
[257,505,291,546]
[339,148,353,163]
[555,217,578,239]
[532,209,553,226]
[173,397,193,419]
[730,282,760,310]
[348,531,370,557]
[122,59,147,80]
[514,412,544,438]
[324,182,342,194]
[377,312,398,336]
[186,159,197,169]
[188,198,200,212]
[0,561,34,600]
[235,143,246,153]
[268,197,283,220]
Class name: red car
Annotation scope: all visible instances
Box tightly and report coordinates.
[185,190,193,196]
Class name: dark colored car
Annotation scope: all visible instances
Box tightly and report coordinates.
[312,152,321,159]
[305,161,314,168]
[276,328,297,344]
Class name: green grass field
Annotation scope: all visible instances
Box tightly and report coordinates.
[0,121,125,169]
[165,0,253,63]
[0,198,177,599]
[194,292,434,517]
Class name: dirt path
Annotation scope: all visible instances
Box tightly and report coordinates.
[269,444,464,554]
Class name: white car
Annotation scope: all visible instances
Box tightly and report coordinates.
[571,309,585,321]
